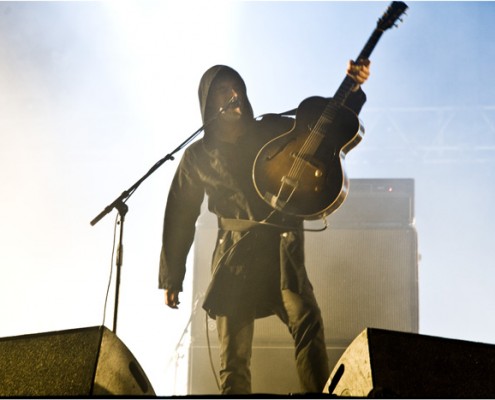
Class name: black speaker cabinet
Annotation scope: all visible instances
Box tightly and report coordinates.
[325,328,495,398]
[0,325,155,396]
[305,225,418,346]
[189,179,418,394]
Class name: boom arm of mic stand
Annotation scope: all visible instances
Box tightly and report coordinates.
[89,154,173,226]
[90,122,208,227]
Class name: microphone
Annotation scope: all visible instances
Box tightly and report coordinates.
[219,96,240,113]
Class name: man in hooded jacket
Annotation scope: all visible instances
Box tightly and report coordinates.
[159,61,370,394]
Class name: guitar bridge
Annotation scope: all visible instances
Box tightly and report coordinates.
[264,192,287,210]
[281,175,299,188]
[263,176,299,211]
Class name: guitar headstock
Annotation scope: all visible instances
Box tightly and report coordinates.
[377,1,408,31]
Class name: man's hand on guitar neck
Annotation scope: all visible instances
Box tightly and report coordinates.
[347,59,371,91]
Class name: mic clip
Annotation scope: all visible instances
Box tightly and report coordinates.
[219,96,238,114]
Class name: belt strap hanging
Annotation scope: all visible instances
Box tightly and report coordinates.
[218,217,300,232]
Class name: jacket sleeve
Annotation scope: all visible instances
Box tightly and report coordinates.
[158,147,204,291]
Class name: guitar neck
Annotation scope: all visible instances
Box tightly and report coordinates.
[332,28,385,107]
[321,1,408,122]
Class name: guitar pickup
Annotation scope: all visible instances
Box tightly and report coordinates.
[290,152,324,177]
[290,151,316,166]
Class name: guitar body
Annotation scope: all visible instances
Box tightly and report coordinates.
[253,96,364,220]
[252,1,407,220]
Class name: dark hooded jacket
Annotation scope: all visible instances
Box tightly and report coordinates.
[159,65,366,318]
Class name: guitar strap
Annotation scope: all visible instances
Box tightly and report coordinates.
[255,107,298,121]
[278,107,297,117]
[218,217,300,232]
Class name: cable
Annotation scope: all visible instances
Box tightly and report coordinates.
[200,232,252,393]
[101,213,119,327]
[163,293,204,394]
[205,313,221,392]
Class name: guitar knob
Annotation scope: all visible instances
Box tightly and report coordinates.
[315,169,323,178]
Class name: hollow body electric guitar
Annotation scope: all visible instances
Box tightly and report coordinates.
[252,2,408,220]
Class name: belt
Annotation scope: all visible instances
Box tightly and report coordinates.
[218,217,300,232]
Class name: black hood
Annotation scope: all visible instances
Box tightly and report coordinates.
[198,65,254,136]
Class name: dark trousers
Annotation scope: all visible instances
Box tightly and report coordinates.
[216,284,329,394]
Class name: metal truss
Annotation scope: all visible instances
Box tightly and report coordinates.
[356,105,495,164]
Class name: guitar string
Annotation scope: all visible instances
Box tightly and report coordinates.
[287,74,356,183]
[282,116,328,205]
[288,15,392,182]
[289,102,337,174]
[287,98,342,183]
[271,11,403,208]
[281,80,356,211]
[287,106,332,185]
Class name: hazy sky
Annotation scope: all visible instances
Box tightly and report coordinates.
[1,1,494,395]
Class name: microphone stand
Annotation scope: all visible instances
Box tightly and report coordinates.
[90,109,222,334]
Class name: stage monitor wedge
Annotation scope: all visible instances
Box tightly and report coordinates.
[0,325,155,397]
[325,328,495,398]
